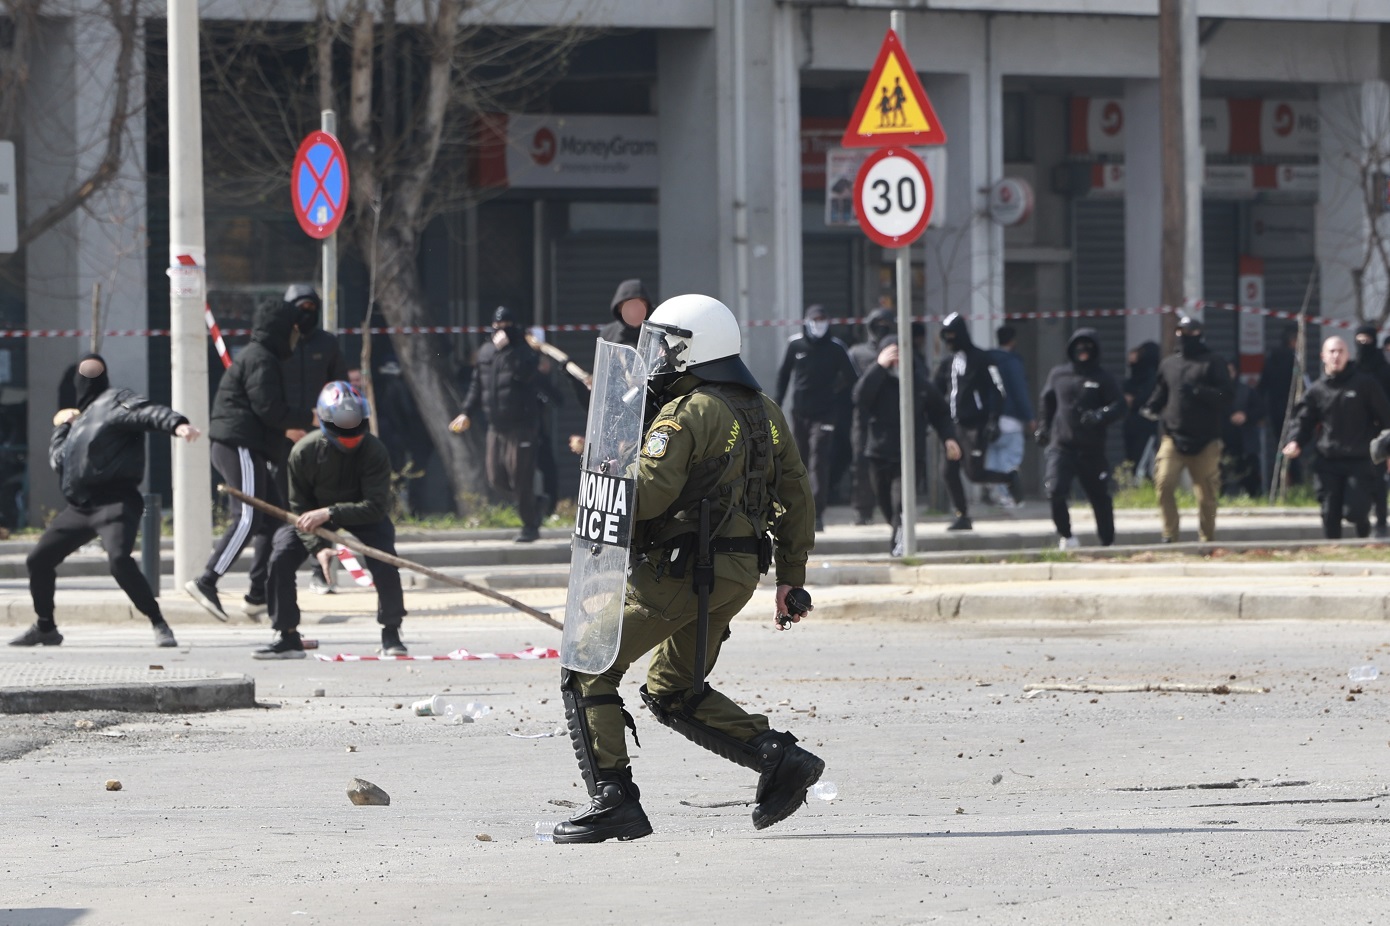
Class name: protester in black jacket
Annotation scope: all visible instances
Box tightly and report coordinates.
[933,312,1010,531]
[1221,361,1266,499]
[847,307,896,525]
[186,301,311,622]
[10,355,200,648]
[1354,325,1390,537]
[1284,336,1390,539]
[452,306,544,542]
[854,335,960,555]
[1037,329,1125,548]
[775,304,857,531]
[1142,315,1234,542]
[1121,341,1160,475]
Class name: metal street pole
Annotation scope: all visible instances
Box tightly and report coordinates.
[891,9,916,558]
[167,0,212,586]
[321,109,339,334]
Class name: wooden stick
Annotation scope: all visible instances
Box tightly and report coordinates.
[1023,682,1268,695]
[218,484,562,631]
[526,334,593,389]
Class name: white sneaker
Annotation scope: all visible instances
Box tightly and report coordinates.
[1058,535,1080,551]
[995,486,1022,509]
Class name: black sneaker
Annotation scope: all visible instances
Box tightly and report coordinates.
[184,578,229,622]
[1376,522,1389,540]
[152,621,178,648]
[253,632,306,660]
[8,623,63,647]
[380,626,408,657]
[946,515,973,531]
[552,772,653,844]
[750,731,825,831]
[514,527,540,544]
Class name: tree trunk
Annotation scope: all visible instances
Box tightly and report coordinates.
[365,225,485,512]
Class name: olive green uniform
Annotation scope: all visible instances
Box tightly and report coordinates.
[571,375,815,772]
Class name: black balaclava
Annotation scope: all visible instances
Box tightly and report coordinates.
[940,312,973,353]
[1068,328,1101,374]
[804,304,830,341]
[74,353,109,411]
[1176,316,1204,359]
[283,283,322,336]
[865,308,895,347]
[1356,325,1380,367]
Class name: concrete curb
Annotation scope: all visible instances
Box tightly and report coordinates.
[0,674,257,714]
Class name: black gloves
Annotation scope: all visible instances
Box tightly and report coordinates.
[1077,408,1104,428]
[1033,427,1050,447]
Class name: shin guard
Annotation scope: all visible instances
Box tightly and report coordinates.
[561,669,639,797]
[639,684,760,771]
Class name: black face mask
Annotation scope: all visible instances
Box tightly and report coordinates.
[74,353,110,411]
[1357,340,1378,365]
[1178,333,1203,358]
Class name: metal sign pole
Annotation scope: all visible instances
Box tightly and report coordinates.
[891,9,916,559]
[321,109,339,335]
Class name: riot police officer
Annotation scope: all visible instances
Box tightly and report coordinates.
[553,294,821,844]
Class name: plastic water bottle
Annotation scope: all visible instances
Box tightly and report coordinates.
[1348,665,1380,683]
[810,781,838,801]
[428,696,493,721]
[535,821,557,843]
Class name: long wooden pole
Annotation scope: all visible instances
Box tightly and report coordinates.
[218,484,562,631]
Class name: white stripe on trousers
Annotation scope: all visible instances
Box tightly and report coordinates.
[213,447,257,576]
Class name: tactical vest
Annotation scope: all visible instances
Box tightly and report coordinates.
[634,382,781,558]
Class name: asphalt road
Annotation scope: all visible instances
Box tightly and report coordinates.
[2,613,1388,925]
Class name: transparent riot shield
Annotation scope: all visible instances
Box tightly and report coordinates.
[561,338,651,673]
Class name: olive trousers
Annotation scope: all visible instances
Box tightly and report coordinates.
[572,555,770,771]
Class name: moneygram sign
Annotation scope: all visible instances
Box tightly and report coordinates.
[475,114,658,190]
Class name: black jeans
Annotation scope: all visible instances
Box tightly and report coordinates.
[943,425,1012,516]
[1314,457,1376,539]
[267,520,406,633]
[793,413,837,519]
[1044,446,1116,546]
[867,457,903,532]
[202,441,279,599]
[28,489,161,626]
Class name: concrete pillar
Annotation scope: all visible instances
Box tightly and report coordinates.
[1319,81,1390,325]
[24,14,148,522]
[1125,79,1164,347]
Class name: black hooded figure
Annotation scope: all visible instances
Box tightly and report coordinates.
[774,305,857,530]
[847,307,897,524]
[1121,340,1161,473]
[1354,325,1390,536]
[185,301,313,623]
[1037,329,1125,547]
[600,279,655,347]
[933,312,1011,530]
[11,355,198,649]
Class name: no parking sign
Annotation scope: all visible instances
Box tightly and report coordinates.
[291,131,349,239]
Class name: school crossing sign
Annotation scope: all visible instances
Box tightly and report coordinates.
[841,28,947,149]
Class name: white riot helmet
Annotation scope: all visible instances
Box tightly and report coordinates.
[640,294,760,393]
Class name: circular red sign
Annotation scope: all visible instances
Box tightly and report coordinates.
[291,131,350,239]
[852,147,934,249]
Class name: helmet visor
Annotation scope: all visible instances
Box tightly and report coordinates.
[637,320,690,381]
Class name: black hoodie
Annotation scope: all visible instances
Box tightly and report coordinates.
[1291,365,1390,462]
[1038,328,1125,451]
[933,313,1004,428]
[1354,325,1390,399]
[852,334,956,462]
[1142,334,1233,455]
[775,307,856,420]
[209,302,313,454]
[598,278,654,347]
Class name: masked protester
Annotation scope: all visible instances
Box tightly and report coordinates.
[1354,325,1390,537]
[186,302,312,622]
[774,305,856,531]
[10,356,201,648]
[933,312,1012,530]
[1221,361,1266,499]
[1122,341,1161,477]
[985,326,1035,508]
[551,294,820,843]
[451,306,543,542]
[1258,324,1301,486]
[1141,315,1234,543]
[254,381,405,658]
[278,284,349,597]
[853,335,960,555]
[1283,337,1390,540]
[847,308,897,525]
[1036,330,1125,549]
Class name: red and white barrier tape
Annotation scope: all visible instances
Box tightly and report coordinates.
[313,645,559,662]
[10,300,1365,341]
[336,546,374,587]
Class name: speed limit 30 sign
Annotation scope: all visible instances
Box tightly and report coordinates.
[852,147,934,249]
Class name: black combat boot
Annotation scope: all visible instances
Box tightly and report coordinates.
[750,731,825,830]
[552,769,652,844]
